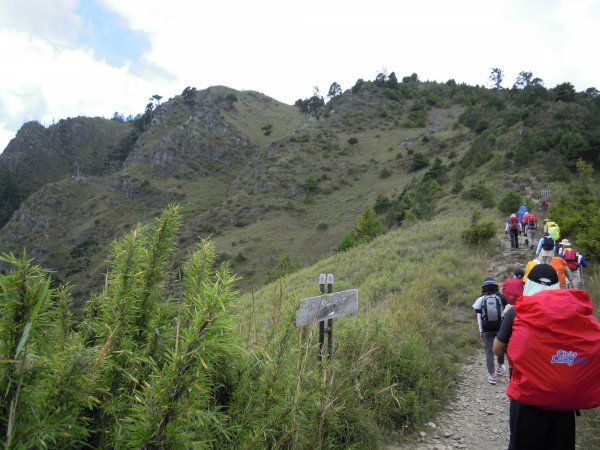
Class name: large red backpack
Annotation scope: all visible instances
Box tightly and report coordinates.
[525,213,537,229]
[509,216,519,230]
[563,248,579,271]
[507,289,600,410]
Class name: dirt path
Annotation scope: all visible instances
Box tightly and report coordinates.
[386,232,533,450]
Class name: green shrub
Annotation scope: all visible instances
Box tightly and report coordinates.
[462,221,496,245]
[410,153,429,171]
[266,256,298,282]
[473,119,490,134]
[451,179,464,194]
[379,168,392,178]
[303,176,318,193]
[497,192,523,215]
[338,233,357,251]
[462,182,495,208]
[374,195,392,213]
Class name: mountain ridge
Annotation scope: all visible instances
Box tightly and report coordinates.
[1,78,598,302]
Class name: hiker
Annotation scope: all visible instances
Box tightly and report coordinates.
[523,258,540,282]
[558,239,588,289]
[505,213,521,249]
[502,268,525,306]
[472,277,507,385]
[543,219,561,255]
[549,255,573,289]
[535,232,554,264]
[493,264,600,450]
[517,203,528,228]
[522,212,538,249]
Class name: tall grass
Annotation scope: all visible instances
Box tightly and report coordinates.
[0,208,489,448]
[577,266,600,450]
[232,215,487,446]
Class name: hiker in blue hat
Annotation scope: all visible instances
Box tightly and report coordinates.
[472,277,508,385]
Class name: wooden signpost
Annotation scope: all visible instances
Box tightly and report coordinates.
[296,274,359,363]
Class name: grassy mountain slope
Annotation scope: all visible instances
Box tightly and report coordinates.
[1,76,600,446]
[0,117,131,225]
[1,79,599,303]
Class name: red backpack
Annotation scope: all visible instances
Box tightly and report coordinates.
[509,216,519,230]
[525,214,537,229]
[502,278,524,305]
[507,290,600,410]
[563,248,579,271]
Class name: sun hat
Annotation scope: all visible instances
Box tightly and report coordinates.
[559,239,572,247]
[482,277,498,287]
[527,264,559,286]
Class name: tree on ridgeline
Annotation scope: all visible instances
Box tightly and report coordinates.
[327,82,342,99]
[489,67,504,91]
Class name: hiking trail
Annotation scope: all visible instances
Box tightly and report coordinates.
[385,230,533,450]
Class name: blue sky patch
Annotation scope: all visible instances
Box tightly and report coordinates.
[75,0,149,66]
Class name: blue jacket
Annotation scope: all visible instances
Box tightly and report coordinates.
[517,205,529,223]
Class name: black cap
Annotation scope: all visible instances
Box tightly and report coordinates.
[528,264,559,286]
[514,268,525,279]
[482,277,497,287]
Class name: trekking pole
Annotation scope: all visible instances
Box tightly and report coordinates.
[326,273,334,360]
[318,274,326,365]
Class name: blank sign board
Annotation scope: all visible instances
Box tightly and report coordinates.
[296,289,359,327]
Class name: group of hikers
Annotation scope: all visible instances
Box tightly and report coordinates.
[472,204,600,450]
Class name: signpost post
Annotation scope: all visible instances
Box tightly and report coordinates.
[296,274,359,364]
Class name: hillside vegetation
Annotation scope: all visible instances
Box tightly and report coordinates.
[1,72,600,446]
[0,205,486,448]
[2,76,600,302]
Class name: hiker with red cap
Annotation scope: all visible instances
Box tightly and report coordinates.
[473,277,507,385]
[502,268,525,306]
[493,264,600,450]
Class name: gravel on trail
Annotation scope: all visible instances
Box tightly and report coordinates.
[385,232,535,450]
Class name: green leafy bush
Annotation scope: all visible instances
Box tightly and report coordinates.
[461,221,496,245]
[379,168,392,178]
[497,192,523,215]
[410,153,429,171]
[462,182,496,208]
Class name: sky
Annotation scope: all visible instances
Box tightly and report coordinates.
[1,0,599,153]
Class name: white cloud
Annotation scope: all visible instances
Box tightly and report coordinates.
[1,0,599,152]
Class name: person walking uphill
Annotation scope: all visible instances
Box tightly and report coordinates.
[544,219,561,255]
[473,277,507,385]
[493,264,600,450]
[536,232,554,264]
[505,214,521,249]
[559,239,589,289]
[522,212,538,250]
